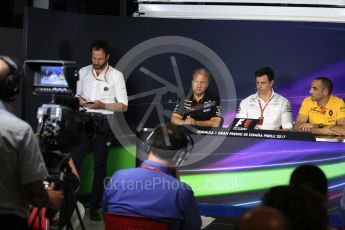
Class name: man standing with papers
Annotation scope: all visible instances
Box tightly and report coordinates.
[73,39,128,221]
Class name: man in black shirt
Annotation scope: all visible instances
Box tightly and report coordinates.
[171,68,222,127]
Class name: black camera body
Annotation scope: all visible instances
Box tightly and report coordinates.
[24,60,96,176]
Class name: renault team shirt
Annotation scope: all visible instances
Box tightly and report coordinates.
[236,90,293,130]
[298,95,345,126]
[173,90,222,121]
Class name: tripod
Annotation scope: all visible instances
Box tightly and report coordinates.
[53,154,86,230]
[58,177,85,230]
[48,151,86,230]
[29,158,86,230]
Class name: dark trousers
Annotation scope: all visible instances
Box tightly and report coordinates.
[71,115,113,208]
[0,214,29,230]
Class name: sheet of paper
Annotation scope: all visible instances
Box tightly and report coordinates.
[201,215,216,229]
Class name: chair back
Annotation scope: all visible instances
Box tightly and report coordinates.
[104,213,168,230]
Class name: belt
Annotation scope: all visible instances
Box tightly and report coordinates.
[87,112,109,119]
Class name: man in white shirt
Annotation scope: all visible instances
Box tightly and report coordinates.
[235,67,293,130]
[73,39,128,221]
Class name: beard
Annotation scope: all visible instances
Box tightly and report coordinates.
[93,62,107,70]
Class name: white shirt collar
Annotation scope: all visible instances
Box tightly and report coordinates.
[92,63,110,82]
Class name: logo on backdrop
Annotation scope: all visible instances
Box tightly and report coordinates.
[107,36,236,165]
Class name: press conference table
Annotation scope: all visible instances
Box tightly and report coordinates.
[189,125,345,142]
[137,126,345,230]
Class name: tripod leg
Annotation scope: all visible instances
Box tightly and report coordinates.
[58,187,74,230]
[65,187,86,230]
[65,188,85,230]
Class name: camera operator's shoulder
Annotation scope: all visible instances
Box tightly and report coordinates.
[0,110,34,135]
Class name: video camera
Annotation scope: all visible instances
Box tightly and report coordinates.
[24,60,89,229]
[24,60,96,176]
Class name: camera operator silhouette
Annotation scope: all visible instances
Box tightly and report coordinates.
[0,55,63,229]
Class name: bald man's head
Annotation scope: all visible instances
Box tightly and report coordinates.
[0,59,11,80]
[0,56,19,102]
[238,206,287,230]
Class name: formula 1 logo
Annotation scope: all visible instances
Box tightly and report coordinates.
[231,118,258,130]
[234,119,253,128]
